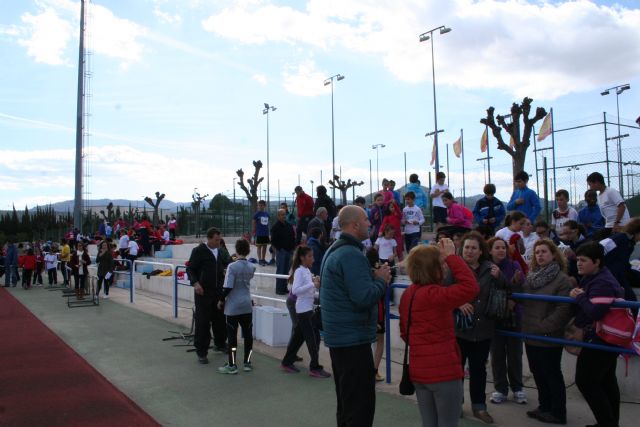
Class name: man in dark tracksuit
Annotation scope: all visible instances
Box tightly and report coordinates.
[187,227,231,363]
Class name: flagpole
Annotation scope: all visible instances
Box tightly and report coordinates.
[461,128,466,206]
[446,144,450,187]
[404,152,408,191]
[550,108,556,196]
[486,124,492,183]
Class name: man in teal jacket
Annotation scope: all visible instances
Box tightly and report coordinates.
[320,205,391,426]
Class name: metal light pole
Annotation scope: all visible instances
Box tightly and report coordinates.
[263,103,277,208]
[372,144,385,190]
[324,74,345,201]
[419,25,452,174]
[601,84,630,196]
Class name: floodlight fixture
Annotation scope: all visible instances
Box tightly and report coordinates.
[324,73,346,200]
[617,84,631,95]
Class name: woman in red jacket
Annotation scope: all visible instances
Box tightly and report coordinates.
[399,238,479,427]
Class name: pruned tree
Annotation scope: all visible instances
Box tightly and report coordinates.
[480,97,547,180]
[328,175,364,205]
[144,191,165,225]
[192,190,208,238]
[236,160,263,214]
[99,202,115,222]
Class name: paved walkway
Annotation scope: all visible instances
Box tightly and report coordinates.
[5,286,435,426]
[7,283,639,427]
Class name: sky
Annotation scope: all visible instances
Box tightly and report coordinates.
[1,0,639,210]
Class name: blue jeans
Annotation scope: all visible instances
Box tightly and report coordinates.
[4,265,17,286]
[405,232,421,253]
[275,248,292,294]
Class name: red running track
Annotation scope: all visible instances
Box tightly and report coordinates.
[0,288,161,427]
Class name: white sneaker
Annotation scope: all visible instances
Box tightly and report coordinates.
[102,294,109,299]
[513,390,527,404]
[490,391,507,404]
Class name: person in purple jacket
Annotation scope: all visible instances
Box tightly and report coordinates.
[570,241,625,427]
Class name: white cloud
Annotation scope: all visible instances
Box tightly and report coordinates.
[0,24,21,37]
[15,0,147,67]
[282,59,329,96]
[89,4,147,64]
[252,73,268,85]
[18,7,73,65]
[201,0,640,99]
[153,7,182,25]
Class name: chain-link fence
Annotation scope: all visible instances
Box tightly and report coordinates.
[533,114,640,217]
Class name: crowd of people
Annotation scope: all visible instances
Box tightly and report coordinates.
[1,214,183,299]
[183,169,637,427]
[4,169,637,427]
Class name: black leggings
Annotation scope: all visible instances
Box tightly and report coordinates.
[226,313,253,365]
[282,310,321,370]
[73,273,86,290]
[97,275,112,295]
[22,269,33,288]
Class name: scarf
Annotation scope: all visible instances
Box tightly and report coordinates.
[525,262,560,290]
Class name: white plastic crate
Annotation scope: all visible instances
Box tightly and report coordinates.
[255,306,291,347]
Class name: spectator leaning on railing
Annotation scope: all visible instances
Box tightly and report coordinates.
[570,241,625,427]
[521,239,573,425]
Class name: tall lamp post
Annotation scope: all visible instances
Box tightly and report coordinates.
[372,144,385,190]
[324,74,345,200]
[263,103,277,209]
[419,25,452,174]
[601,83,630,197]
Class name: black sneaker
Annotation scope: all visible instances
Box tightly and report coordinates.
[527,409,543,419]
[213,346,228,354]
[197,356,209,364]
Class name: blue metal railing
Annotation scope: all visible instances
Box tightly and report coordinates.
[171,265,290,318]
[384,285,640,384]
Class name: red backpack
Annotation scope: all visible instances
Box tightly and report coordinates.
[632,311,640,356]
[463,206,473,220]
[595,299,636,348]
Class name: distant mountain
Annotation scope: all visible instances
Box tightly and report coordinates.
[38,199,192,213]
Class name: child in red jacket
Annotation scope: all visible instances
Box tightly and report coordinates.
[20,248,36,289]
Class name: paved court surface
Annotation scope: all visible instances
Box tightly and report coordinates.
[7,284,638,427]
[6,287,435,426]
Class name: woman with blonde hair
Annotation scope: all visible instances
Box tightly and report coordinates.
[399,238,478,427]
[521,238,573,424]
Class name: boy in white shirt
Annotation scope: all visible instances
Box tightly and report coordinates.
[551,189,578,232]
[587,171,630,236]
[430,172,448,228]
[402,191,424,253]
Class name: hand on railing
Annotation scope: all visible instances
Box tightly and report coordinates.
[569,288,584,298]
